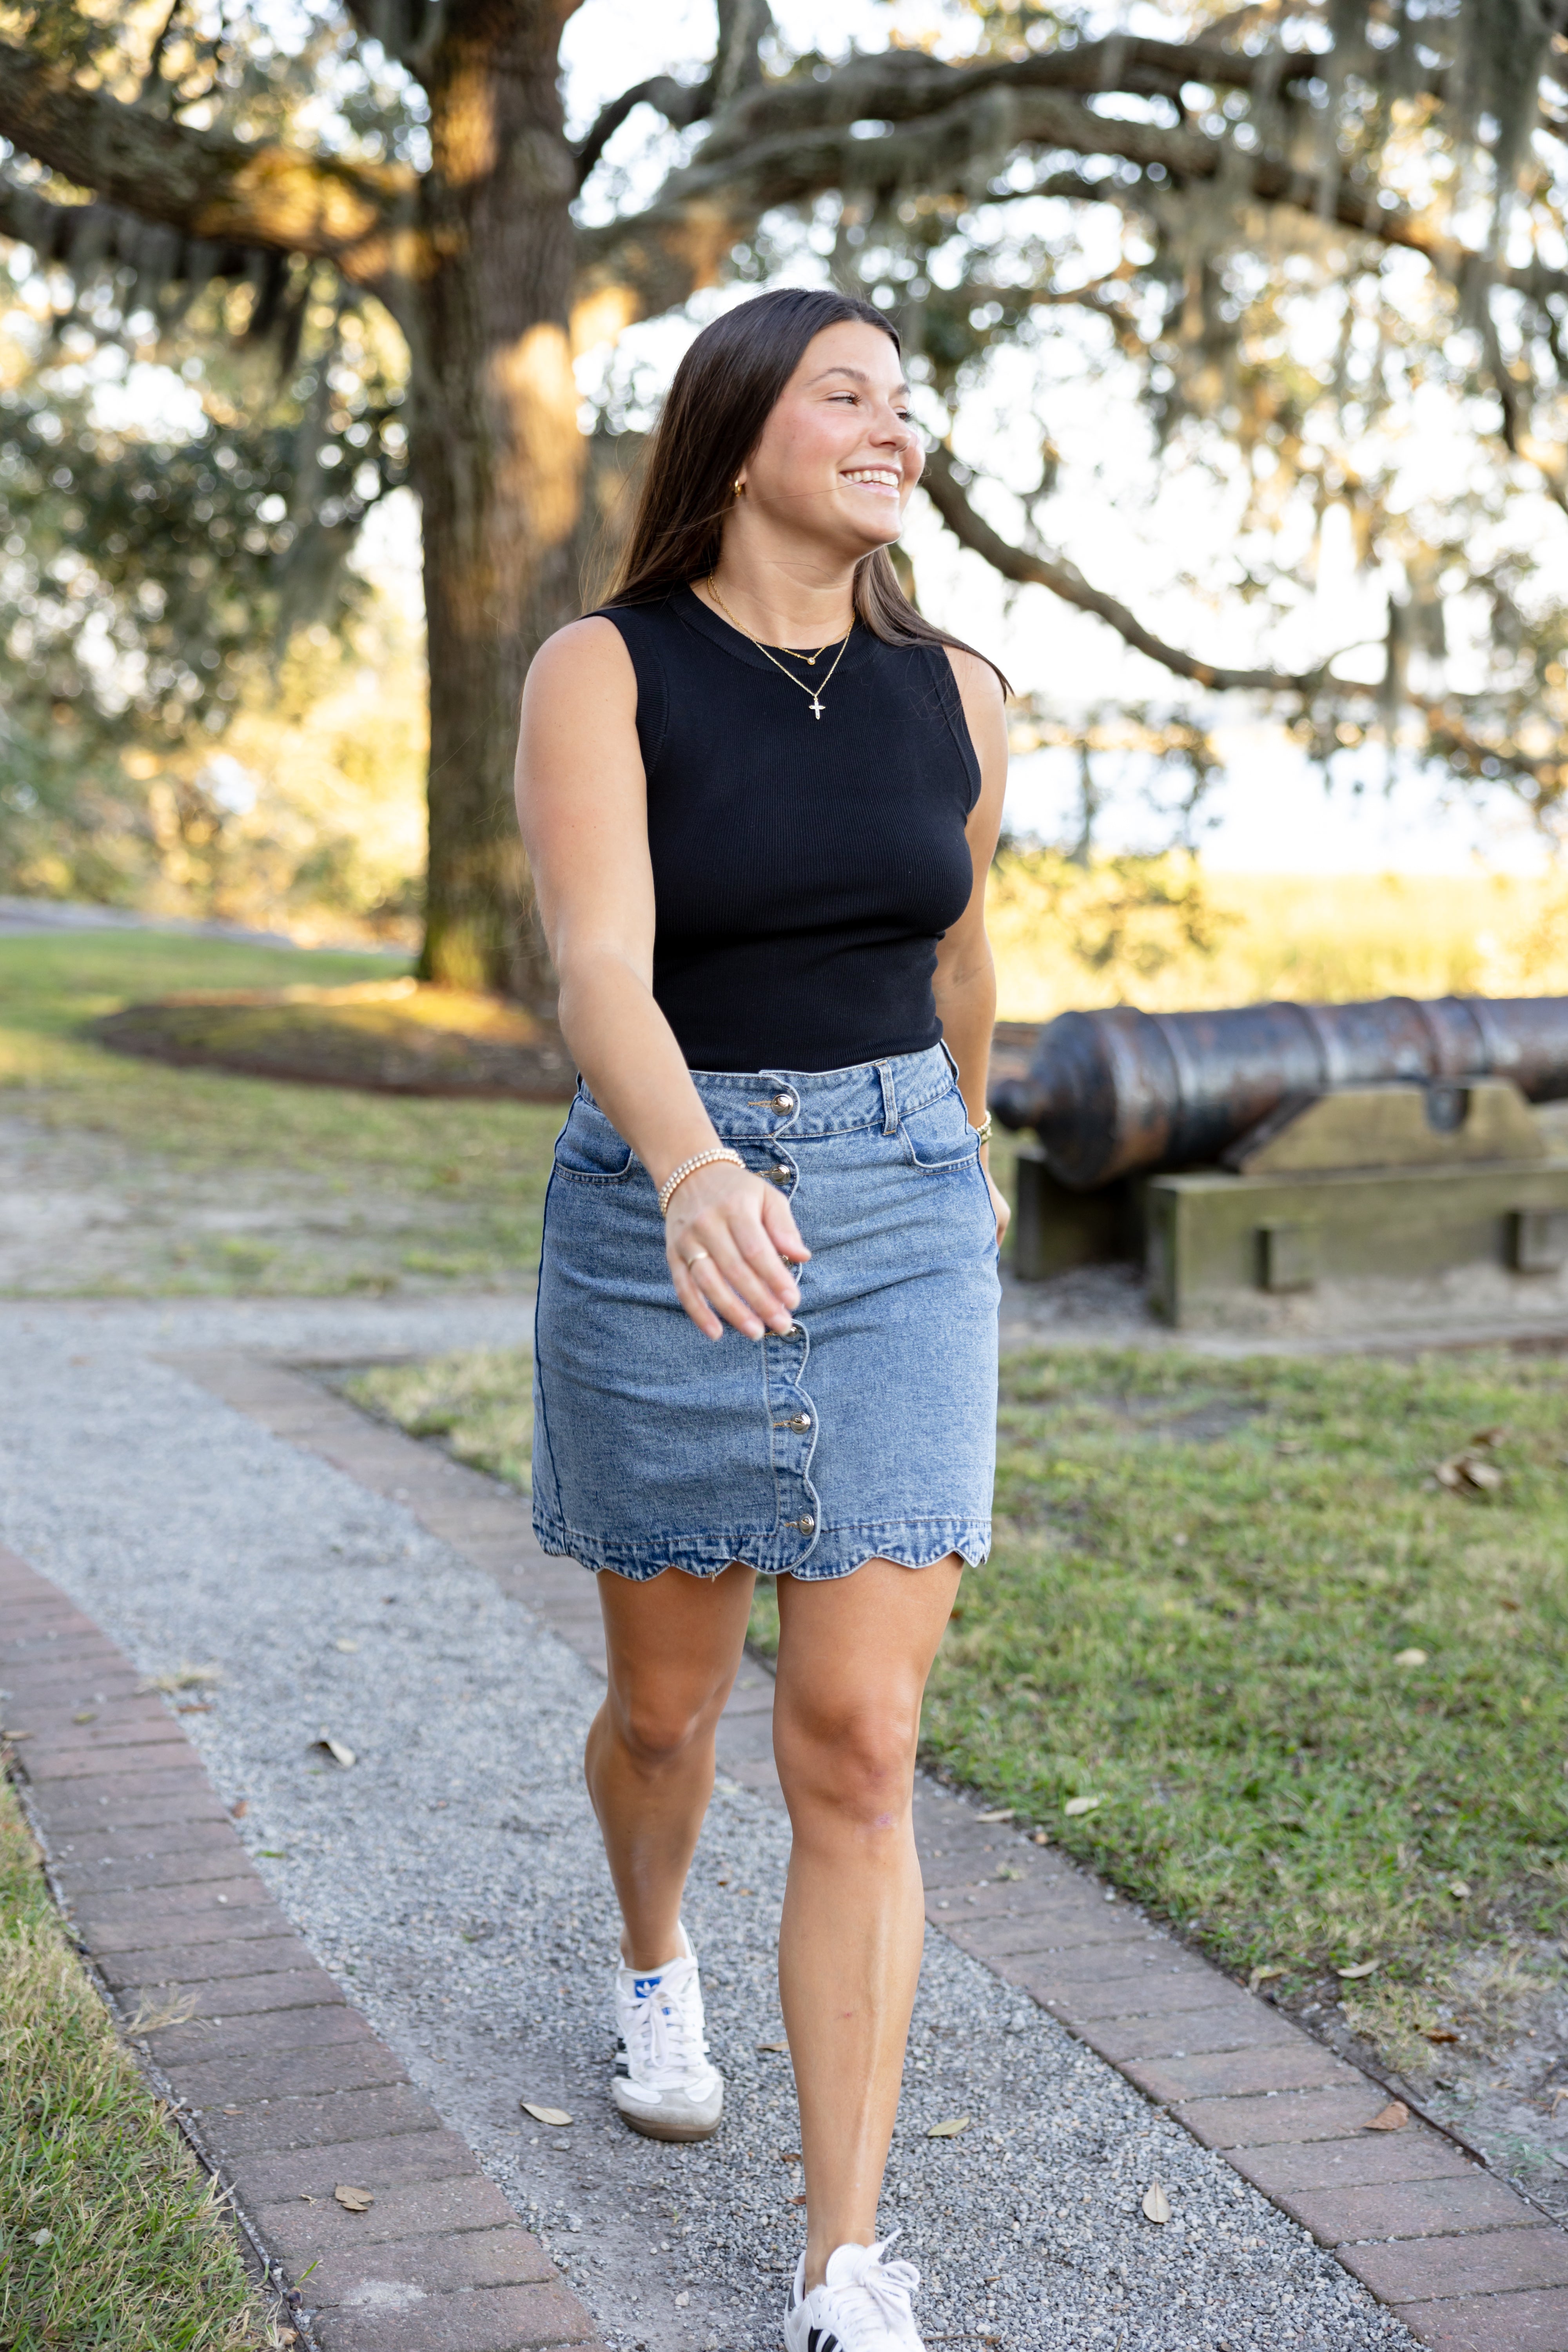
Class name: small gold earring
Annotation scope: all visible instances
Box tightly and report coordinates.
[733,477,746,497]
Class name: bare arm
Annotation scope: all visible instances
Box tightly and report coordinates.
[515,619,806,1341]
[932,648,1011,1245]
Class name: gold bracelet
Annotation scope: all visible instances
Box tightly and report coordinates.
[974,1112,994,1148]
[657,1147,744,1217]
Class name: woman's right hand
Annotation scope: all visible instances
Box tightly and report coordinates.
[665,1160,811,1341]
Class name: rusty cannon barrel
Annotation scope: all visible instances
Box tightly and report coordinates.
[990,994,1568,1192]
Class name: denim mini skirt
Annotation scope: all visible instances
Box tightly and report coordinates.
[531,1043,1000,1583]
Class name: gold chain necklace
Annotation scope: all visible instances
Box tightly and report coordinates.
[705,577,854,720]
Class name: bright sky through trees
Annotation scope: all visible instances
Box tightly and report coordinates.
[539,0,1568,877]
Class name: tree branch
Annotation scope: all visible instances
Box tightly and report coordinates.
[0,39,419,303]
[578,44,1567,327]
[574,1,774,189]
[697,33,1325,167]
[920,445,1330,697]
[0,176,280,295]
[573,74,712,188]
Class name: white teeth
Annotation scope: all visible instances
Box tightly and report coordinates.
[844,470,900,487]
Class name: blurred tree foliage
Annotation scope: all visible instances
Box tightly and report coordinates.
[0,264,411,916]
[0,1,1565,981]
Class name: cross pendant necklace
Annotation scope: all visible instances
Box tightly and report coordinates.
[706,577,853,718]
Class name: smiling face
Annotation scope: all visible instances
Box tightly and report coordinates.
[735,319,923,561]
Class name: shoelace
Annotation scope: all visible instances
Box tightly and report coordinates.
[624,1956,704,2083]
[816,2235,920,2351]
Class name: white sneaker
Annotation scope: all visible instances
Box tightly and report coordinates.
[784,2236,924,2352]
[610,1922,724,2142]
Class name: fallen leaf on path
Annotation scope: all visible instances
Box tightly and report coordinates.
[1249,1966,1285,1992]
[333,1639,359,1653]
[756,2041,789,2053]
[789,2192,807,2205]
[1423,2028,1460,2044]
[176,1702,213,1714]
[4,1729,33,1741]
[30,2229,52,2247]
[1448,1879,1471,1900]
[777,2150,802,2163]
[520,2102,573,2127]
[995,1865,1023,1881]
[1338,1960,1380,1979]
[1142,2182,1172,2224]
[1030,1829,1050,1844]
[1392,1650,1428,1668]
[1363,2102,1409,2132]
[333,2185,374,2212]
[1063,1796,1102,1817]
[927,2116,971,2138]
[1436,1452,1503,1494]
[310,1733,356,1768]
[976,1807,1015,1823]
[139,1662,222,1694]
[229,1800,249,1819]
[72,1709,97,1724]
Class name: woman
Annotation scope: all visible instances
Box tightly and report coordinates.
[515,285,1009,2352]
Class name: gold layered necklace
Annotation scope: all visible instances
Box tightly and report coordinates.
[704,576,854,720]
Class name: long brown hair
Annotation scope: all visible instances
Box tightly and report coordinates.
[603,288,1009,692]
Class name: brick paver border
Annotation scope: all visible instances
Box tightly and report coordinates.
[160,1345,1568,2352]
[0,1539,606,2352]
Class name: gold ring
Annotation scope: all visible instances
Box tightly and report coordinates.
[684,1248,711,1269]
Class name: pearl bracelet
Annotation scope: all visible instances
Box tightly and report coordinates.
[657,1147,744,1218]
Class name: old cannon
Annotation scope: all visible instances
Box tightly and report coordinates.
[989,994,1568,1335]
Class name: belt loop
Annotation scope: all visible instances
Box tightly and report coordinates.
[877,1059,898,1135]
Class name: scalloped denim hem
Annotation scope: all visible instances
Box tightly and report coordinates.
[531,1508,991,1584]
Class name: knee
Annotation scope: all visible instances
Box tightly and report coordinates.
[779,1699,919,1832]
[610,1690,713,1771]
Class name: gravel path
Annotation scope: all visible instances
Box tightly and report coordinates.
[0,1294,1414,2352]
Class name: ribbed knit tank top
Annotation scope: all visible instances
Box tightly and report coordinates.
[600,585,982,1073]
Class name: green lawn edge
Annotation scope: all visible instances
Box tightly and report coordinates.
[0,1770,278,2349]
[0,930,563,1296]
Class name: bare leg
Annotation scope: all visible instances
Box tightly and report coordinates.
[773,1557,963,2288]
[587,1560,755,1969]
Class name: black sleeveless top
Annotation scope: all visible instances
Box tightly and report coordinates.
[601,586,981,1073]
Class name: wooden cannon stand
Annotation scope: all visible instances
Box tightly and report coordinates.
[1012,1079,1568,1339]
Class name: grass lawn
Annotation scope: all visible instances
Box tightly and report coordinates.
[347,1349,535,1490]
[352,1337,1568,2075]
[0,931,563,1294]
[0,1771,279,2348]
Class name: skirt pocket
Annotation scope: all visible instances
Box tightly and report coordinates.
[553,1096,637,1182]
[898,1082,980,1171]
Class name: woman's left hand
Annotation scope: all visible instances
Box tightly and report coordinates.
[984,1163,1010,1249]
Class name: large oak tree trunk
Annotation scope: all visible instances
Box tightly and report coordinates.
[408,4,586,1004]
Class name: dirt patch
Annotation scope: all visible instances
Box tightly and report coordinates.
[1296,1940,1568,2223]
[93,978,575,1102]
[0,1113,534,1296]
